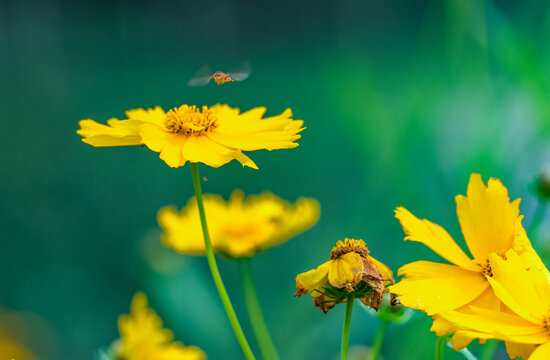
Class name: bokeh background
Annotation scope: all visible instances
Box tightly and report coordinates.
[2,0,550,359]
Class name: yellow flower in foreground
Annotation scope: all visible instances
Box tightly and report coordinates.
[115,292,205,360]
[295,238,395,313]
[440,249,550,360]
[389,173,534,349]
[77,104,304,169]
[158,190,320,258]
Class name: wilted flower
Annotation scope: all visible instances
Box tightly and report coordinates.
[114,292,205,360]
[295,238,395,313]
[158,190,320,258]
[77,105,304,169]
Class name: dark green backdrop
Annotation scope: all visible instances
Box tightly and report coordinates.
[1,0,550,359]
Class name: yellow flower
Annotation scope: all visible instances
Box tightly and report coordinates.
[439,248,550,360]
[0,312,36,360]
[158,190,320,258]
[77,104,304,169]
[389,173,534,349]
[295,238,395,313]
[115,292,205,360]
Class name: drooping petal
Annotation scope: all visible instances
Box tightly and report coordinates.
[183,136,258,169]
[529,342,550,360]
[395,207,478,271]
[139,124,187,168]
[295,261,332,297]
[390,261,489,315]
[456,174,522,261]
[328,252,364,291]
[505,342,536,360]
[77,118,143,146]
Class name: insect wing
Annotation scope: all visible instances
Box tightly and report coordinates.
[187,64,213,87]
[229,61,251,81]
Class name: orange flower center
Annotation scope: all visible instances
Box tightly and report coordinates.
[330,238,369,260]
[481,259,493,277]
[164,105,218,135]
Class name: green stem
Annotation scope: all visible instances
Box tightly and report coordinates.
[238,258,280,360]
[435,336,446,360]
[190,163,255,360]
[341,296,355,360]
[480,340,499,360]
[367,317,389,360]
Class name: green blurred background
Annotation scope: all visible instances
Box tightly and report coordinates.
[2,0,550,359]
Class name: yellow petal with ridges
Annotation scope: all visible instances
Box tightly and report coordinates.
[487,250,550,324]
[395,207,478,271]
[328,252,364,289]
[77,119,143,146]
[456,173,521,261]
[295,261,331,297]
[139,123,187,168]
[125,106,166,126]
[390,261,488,315]
[505,342,536,360]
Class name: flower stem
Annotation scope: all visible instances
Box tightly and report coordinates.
[341,295,355,360]
[190,163,255,360]
[435,336,446,360]
[366,317,389,360]
[480,340,498,360]
[238,258,280,360]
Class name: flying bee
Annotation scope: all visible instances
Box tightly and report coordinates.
[187,61,251,86]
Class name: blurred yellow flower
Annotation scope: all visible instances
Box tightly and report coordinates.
[114,292,205,360]
[389,173,534,349]
[0,312,36,360]
[295,238,395,313]
[77,104,304,169]
[440,248,550,360]
[158,190,320,258]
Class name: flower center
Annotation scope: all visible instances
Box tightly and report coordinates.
[481,259,493,277]
[164,105,218,135]
[543,311,550,334]
[330,238,369,259]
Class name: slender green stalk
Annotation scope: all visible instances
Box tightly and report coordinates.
[435,336,446,360]
[341,296,355,360]
[480,340,499,360]
[190,163,255,360]
[367,317,389,360]
[238,258,280,360]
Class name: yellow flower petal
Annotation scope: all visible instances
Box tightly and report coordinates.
[182,136,253,168]
[529,342,550,360]
[505,341,536,360]
[295,260,332,297]
[139,123,187,167]
[487,249,550,324]
[440,307,547,344]
[158,206,207,256]
[390,261,489,315]
[395,207,478,271]
[456,174,522,261]
[125,106,166,126]
[77,118,143,146]
[208,107,304,151]
[328,252,364,290]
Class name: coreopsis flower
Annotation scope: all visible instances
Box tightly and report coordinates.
[389,173,534,349]
[295,238,395,313]
[439,248,550,360]
[114,292,205,360]
[77,104,304,168]
[158,190,320,258]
